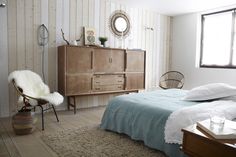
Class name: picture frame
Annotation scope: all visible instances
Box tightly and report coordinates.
[83,27,96,46]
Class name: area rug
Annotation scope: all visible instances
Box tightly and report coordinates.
[41,125,166,157]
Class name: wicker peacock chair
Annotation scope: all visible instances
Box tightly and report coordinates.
[159,71,184,89]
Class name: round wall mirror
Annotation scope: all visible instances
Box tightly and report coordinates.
[109,10,131,38]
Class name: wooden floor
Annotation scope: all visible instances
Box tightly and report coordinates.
[0,106,106,157]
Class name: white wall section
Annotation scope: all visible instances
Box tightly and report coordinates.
[171,13,236,89]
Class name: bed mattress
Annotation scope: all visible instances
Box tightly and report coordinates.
[100,89,197,157]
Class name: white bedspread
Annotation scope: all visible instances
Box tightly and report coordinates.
[164,100,236,144]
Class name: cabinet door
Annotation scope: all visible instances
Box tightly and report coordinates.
[66,74,92,95]
[126,50,145,72]
[110,50,125,72]
[126,73,145,90]
[66,47,93,73]
[93,49,111,72]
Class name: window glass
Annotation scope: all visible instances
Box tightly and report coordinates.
[232,18,236,65]
[201,11,233,66]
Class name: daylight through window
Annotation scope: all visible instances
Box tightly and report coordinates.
[200,9,236,68]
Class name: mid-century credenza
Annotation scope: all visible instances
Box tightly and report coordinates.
[58,45,146,113]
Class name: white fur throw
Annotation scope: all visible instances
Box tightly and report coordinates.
[8,70,63,106]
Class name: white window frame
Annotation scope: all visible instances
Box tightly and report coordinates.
[200,8,236,69]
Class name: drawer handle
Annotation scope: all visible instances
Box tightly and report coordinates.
[95,82,100,83]
[95,88,100,90]
[117,80,123,82]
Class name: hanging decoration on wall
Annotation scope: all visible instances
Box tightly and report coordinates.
[0,0,6,8]
[61,29,70,45]
[109,10,131,39]
[83,27,96,46]
[37,24,49,82]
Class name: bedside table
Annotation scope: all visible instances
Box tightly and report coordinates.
[181,124,236,157]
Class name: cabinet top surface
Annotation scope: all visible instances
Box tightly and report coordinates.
[58,45,145,52]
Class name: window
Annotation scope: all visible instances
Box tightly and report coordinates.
[200,9,236,68]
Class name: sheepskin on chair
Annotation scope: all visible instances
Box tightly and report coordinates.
[8,70,64,106]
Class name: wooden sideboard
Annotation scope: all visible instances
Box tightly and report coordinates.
[58,45,146,113]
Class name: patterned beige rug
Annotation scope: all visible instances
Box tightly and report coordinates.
[41,126,166,157]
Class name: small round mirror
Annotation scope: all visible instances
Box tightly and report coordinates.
[109,10,131,38]
[115,17,127,32]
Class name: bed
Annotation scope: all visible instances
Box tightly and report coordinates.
[100,89,197,157]
[100,86,236,157]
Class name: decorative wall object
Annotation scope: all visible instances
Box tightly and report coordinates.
[109,10,131,39]
[61,29,70,45]
[84,27,96,45]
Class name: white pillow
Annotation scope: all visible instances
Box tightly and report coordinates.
[183,83,236,101]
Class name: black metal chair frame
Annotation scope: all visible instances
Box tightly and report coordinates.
[159,71,184,89]
[12,80,59,130]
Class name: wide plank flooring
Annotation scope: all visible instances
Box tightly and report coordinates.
[0,107,106,157]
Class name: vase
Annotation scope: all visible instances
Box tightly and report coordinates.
[101,41,106,47]
[12,109,37,135]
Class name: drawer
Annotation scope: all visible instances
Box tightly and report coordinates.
[93,85,124,92]
[93,74,124,86]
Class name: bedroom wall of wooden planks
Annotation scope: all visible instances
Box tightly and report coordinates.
[0,0,171,117]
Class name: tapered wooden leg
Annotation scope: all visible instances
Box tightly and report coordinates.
[67,97,70,110]
[67,96,77,114]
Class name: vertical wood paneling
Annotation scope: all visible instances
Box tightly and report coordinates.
[114,3,120,48]
[8,0,17,115]
[61,0,70,45]
[56,0,62,46]
[0,1,9,117]
[108,2,115,47]
[17,0,26,70]
[25,0,34,70]
[76,0,83,45]
[105,0,111,47]
[69,0,76,41]
[82,0,89,26]
[99,0,105,37]
[2,0,171,117]
[33,0,42,75]
[137,9,142,49]
[89,0,95,27]
[132,8,138,48]
[48,0,57,91]
[121,4,128,48]
[41,0,49,83]
[94,0,100,46]
[153,13,159,86]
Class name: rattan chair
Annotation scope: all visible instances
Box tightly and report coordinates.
[159,71,184,89]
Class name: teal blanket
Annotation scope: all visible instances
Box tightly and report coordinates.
[100,89,197,157]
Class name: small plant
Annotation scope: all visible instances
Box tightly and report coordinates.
[99,37,108,47]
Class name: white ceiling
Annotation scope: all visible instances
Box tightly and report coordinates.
[112,0,236,16]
